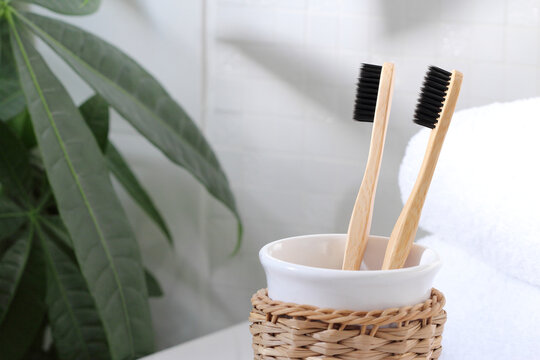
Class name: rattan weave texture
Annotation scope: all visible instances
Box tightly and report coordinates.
[250,288,446,360]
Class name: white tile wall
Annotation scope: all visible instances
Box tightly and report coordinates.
[67,0,540,350]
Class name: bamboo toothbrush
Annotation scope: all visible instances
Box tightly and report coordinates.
[382,66,463,270]
[342,62,395,270]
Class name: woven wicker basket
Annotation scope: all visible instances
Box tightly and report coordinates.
[249,288,446,360]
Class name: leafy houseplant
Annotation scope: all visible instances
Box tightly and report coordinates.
[0,0,241,359]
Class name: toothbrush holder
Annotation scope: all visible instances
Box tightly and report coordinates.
[249,234,446,359]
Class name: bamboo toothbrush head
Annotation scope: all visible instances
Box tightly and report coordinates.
[353,63,383,122]
[413,66,463,130]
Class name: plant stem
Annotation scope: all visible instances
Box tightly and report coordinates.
[35,190,52,213]
[4,2,12,24]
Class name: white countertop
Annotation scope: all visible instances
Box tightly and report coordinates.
[141,322,252,360]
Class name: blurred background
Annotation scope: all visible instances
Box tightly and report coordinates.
[39,0,539,350]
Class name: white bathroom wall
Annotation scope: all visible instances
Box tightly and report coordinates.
[36,0,540,351]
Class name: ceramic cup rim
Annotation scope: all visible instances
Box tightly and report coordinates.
[259,233,442,278]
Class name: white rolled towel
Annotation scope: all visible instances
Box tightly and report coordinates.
[399,98,540,287]
[419,235,539,359]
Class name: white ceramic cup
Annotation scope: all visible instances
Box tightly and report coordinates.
[259,234,441,311]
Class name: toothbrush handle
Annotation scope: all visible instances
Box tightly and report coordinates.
[382,70,463,270]
[342,63,394,270]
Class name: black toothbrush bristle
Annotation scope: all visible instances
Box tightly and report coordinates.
[353,63,382,122]
[413,66,452,129]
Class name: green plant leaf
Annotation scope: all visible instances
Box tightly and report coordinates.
[0,119,31,205]
[40,216,162,299]
[0,226,33,325]
[79,94,109,152]
[6,108,37,149]
[8,16,154,359]
[106,143,173,244]
[144,269,163,298]
[14,0,101,16]
[0,232,47,360]
[0,19,25,120]
[77,94,172,244]
[40,215,72,247]
[36,222,110,360]
[18,12,242,251]
[0,196,27,241]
